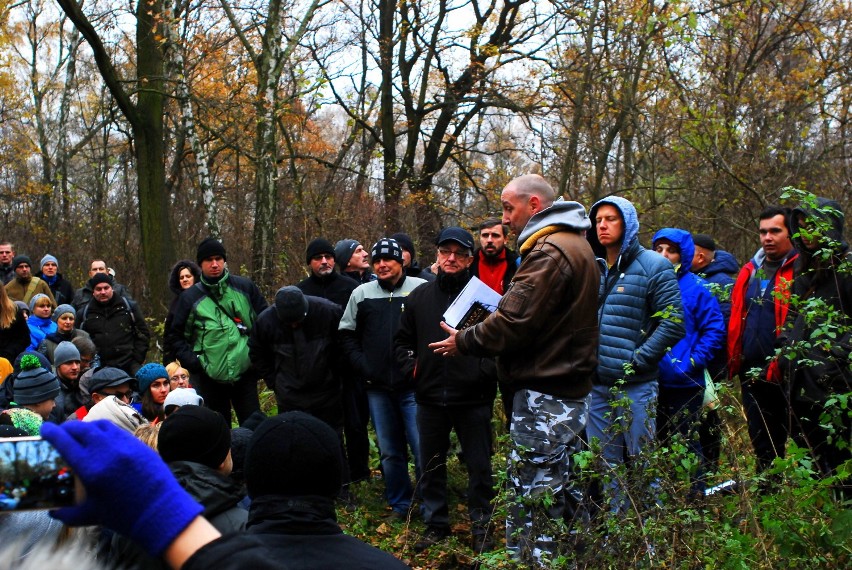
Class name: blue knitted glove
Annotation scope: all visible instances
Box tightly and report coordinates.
[40,420,204,556]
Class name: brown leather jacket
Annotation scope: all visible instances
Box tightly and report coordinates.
[456,224,600,400]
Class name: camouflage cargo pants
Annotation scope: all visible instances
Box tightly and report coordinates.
[507,388,587,566]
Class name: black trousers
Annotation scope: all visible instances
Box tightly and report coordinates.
[193,371,260,426]
[418,403,494,533]
[741,379,789,471]
[342,376,372,483]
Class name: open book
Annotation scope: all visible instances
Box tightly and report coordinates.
[443,276,502,329]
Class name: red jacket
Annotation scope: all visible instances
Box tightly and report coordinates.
[727,252,797,381]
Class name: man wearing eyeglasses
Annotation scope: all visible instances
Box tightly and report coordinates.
[296,238,360,312]
[70,366,136,420]
[395,227,497,553]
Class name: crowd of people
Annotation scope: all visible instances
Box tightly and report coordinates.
[0,175,849,568]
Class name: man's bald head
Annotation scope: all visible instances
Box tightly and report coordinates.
[505,174,556,208]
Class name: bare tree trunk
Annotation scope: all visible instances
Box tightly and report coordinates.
[165,0,220,237]
[55,26,81,213]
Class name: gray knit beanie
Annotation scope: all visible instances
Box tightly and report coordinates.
[52,304,76,323]
[40,254,58,269]
[53,341,81,368]
[334,239,359,269]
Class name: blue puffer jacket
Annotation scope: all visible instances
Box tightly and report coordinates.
[652,228,726,389]
[588,197,685,386]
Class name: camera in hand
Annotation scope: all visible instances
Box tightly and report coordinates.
[0,437,76,511]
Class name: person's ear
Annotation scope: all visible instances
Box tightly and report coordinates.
[218,450,234,476]
[529,194,541,213]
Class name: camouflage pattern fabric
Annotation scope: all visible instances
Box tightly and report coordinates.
[507,388,587,566]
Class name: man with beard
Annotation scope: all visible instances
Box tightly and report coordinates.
[471,219,518,295]
[429,175,600,564]
[79,273,150,376]
[395,227,497,553]
[4,255,56,307]
[296,238,360,309]
[47,341,86,422]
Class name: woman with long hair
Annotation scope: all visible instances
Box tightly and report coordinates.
[135,363,171,423]
[163,260,201,363]
[0,284,30,362]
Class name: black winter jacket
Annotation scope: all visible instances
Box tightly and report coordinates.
[295,272,359,309]
[109,460,247,570]
[780,198,852,404]
[184,495,408,570]
[249,297,345,427]
[79,295,150,375]
[0,308,30,362]
[395,270,497,406]
[35,271,75,306]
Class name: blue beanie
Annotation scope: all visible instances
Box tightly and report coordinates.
[135,363,169,395]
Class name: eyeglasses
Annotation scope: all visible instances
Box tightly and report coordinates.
[437,248,471,259]
[170,374,189,382]
[99,390,133,402]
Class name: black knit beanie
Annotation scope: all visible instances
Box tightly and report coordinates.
[196,237,227,264]
[159,406,232,469]
[305,238,335,265]
[88,272,113,289]
[390,233,416,261]
[245,411,343,499]
[11,255,32,270]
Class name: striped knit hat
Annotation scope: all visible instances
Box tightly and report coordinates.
[13,354,61,405]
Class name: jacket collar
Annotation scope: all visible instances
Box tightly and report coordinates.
[247,495,341,536]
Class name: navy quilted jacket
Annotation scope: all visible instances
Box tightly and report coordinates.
[588,197,685,385]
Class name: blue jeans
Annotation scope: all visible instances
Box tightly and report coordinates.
[367,389,421,514]
[587,380,658,512]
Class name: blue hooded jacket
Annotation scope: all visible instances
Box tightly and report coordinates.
[652,228,726,389]
[587,197,685,385]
